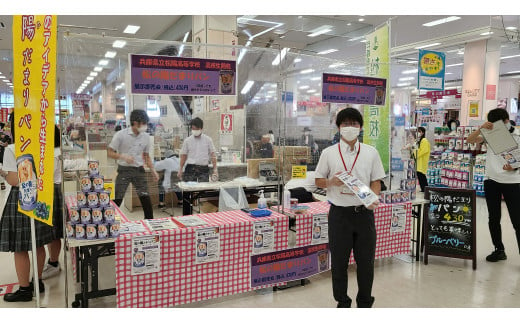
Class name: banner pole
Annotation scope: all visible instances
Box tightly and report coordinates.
[30,218,40,307]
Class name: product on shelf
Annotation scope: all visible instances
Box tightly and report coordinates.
[472,154,486,196]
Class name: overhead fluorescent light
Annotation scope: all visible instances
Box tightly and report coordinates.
[307,89,316,93]
[397,82,412,87]
[104,51,117,58]
[446,63,463,67]
[501,54,520,60]
[329,63,346,68]
[272,48,290,66]
[94,66,103,72]
[90,72,98,77]
[86,76,94,81]
[299,85,310,90]
[402,69,418,74]
[480,31,494,36]
[178,31,191,57]
[294,58,302,63]
[445,72,453,75]
[300,69,314,74]
[358,18,365,22]
[308,25,332,37]
[237,40,252,65]
[112,40,127,48]
[348,36,364,42]
[241,80,255,94]
[506,26,518,30]
[399,77,415,81]
[83,80,91,84]
[317,49,338,55]
[506,70,520,74]
[98,59,109,66]
[237,17,284,40]
[123,25,140,34]
[311,77,321,81]
[0,75,5,79]
[360,40,367,43]
[423,16,460,27]
[2,79,9,83]
[414,42,441,49]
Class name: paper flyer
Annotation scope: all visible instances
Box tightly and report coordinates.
[131,235,161,275]
[390,204,407,234]
[173,216,209,227]
[252,220,275,255]
[480,120,518,155]
[311,213,329,245]
[335,171,379,207]
[195,226,220,264]
[145,218,179,231]
[120,222,148,234]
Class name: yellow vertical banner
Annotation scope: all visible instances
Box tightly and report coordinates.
[13,15,56,225]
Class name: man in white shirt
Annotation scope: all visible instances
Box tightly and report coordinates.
[315,108,385,308]
[467,108,520,262]
[178,117,217,182]
[108,109,159,219]
[155,149,181,209]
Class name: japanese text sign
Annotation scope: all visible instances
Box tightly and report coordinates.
[418,49,445,91]
[250,244,330,288]
[130,54,236,96]
[13,15,56,225]
[291,165,307,179]
[322,73,387,106]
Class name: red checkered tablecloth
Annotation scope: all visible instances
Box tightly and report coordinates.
[282,201,412,262]
[115,210,289,307]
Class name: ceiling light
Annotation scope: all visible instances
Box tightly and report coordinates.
[414,42,441,49]
[300,69,314,74]
[2,79,9,83]
[86,76,94,81]
[358,18,365,22]
[506,26,518,30]
[422,16,460,27]
[123,25,140,34]
[241,81,255,94]
[445,72,453,75]
[94,66,103,72]
[501,54,520,59]
[105,51,117,58]
[317,49,338,55]
[299,85,310,90]
[349,36,364,42]
[347,22,352,26]
[329,63,346,68]
[360,40,367,43]
[0,75,5,79]
[402,69,418,74]
[446,63,463,67]
[506,70,520,74]
[399,77,415,81]
[178,31,191,57]
[307,89,316,93]
[457,51,464,55]
[272,48,290,66]
[294,58,302,63]
[271,84,277,88]
[83,80,91,84]
[113,40,127,48]
[480,31,494,36]
[311,77,321,81]
[98,59,109,66]
[308,25,332,37]
[397,82,412,87]
[90,72,98,77]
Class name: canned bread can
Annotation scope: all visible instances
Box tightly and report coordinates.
[17,154,38,211]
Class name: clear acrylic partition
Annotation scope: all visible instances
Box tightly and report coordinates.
[61,33,286,214]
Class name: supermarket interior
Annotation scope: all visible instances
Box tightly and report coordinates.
[0,2,520,319]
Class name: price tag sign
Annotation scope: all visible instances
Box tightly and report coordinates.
[292,165,307,179]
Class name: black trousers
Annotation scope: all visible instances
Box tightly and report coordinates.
[114,165,153,219]
[183,164,210,182]
[328,204,376,307]
[417,172,428,192]
[484,179,520,252]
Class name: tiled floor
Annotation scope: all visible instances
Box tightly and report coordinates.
[0,186,519,309]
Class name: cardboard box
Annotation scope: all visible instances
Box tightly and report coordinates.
[247,158,279,179]
[273,146,311,180]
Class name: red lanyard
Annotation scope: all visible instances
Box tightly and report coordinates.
[338,142,360,175]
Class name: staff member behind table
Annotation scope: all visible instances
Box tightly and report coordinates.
[108,109,159,220]
[178,117,217,182]
[259,135,274,158]
[155,149,182,209]
[315,108,385,308]
[467,108,520,262]
[413,126,430,192]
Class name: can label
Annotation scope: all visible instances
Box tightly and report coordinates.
[77,191,87,207]
[69,207,80,224]
[88,160,99,176]
[91,207,103,224]
[66,222,74,238]
[97,223,108,239]
[104,206,115,223]
[92,175,104,192]
[99,191,110,207]
[109,222,120,238]
[80,176,92,192]
[17,154,38,211]
[86,224,97,240]
[87,192,99,208]
[75,224,86,239]
[80,208,91,224]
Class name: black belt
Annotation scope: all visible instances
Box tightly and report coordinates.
[331,203,367,213]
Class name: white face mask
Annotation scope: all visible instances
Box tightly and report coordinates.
[138,125,147,133]
[192,130,202,137]
[340,126,360,141]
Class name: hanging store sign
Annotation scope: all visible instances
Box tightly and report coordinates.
[13,15,56,225]
[130,54,236,96]
[322,73,387,106]
[418,49,446,91]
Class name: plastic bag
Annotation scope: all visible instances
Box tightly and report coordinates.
[219,185,248,211]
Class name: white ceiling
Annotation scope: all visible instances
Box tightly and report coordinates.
[1,15,520,100]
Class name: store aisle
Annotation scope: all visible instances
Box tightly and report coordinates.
[0,188,519,308]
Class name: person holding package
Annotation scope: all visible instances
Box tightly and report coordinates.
[0,112,53,302]
[178,117,217,183]
[315,108,385,308]
[413,126,430,192]
[467,108,520,262]
[108,109,159,220]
